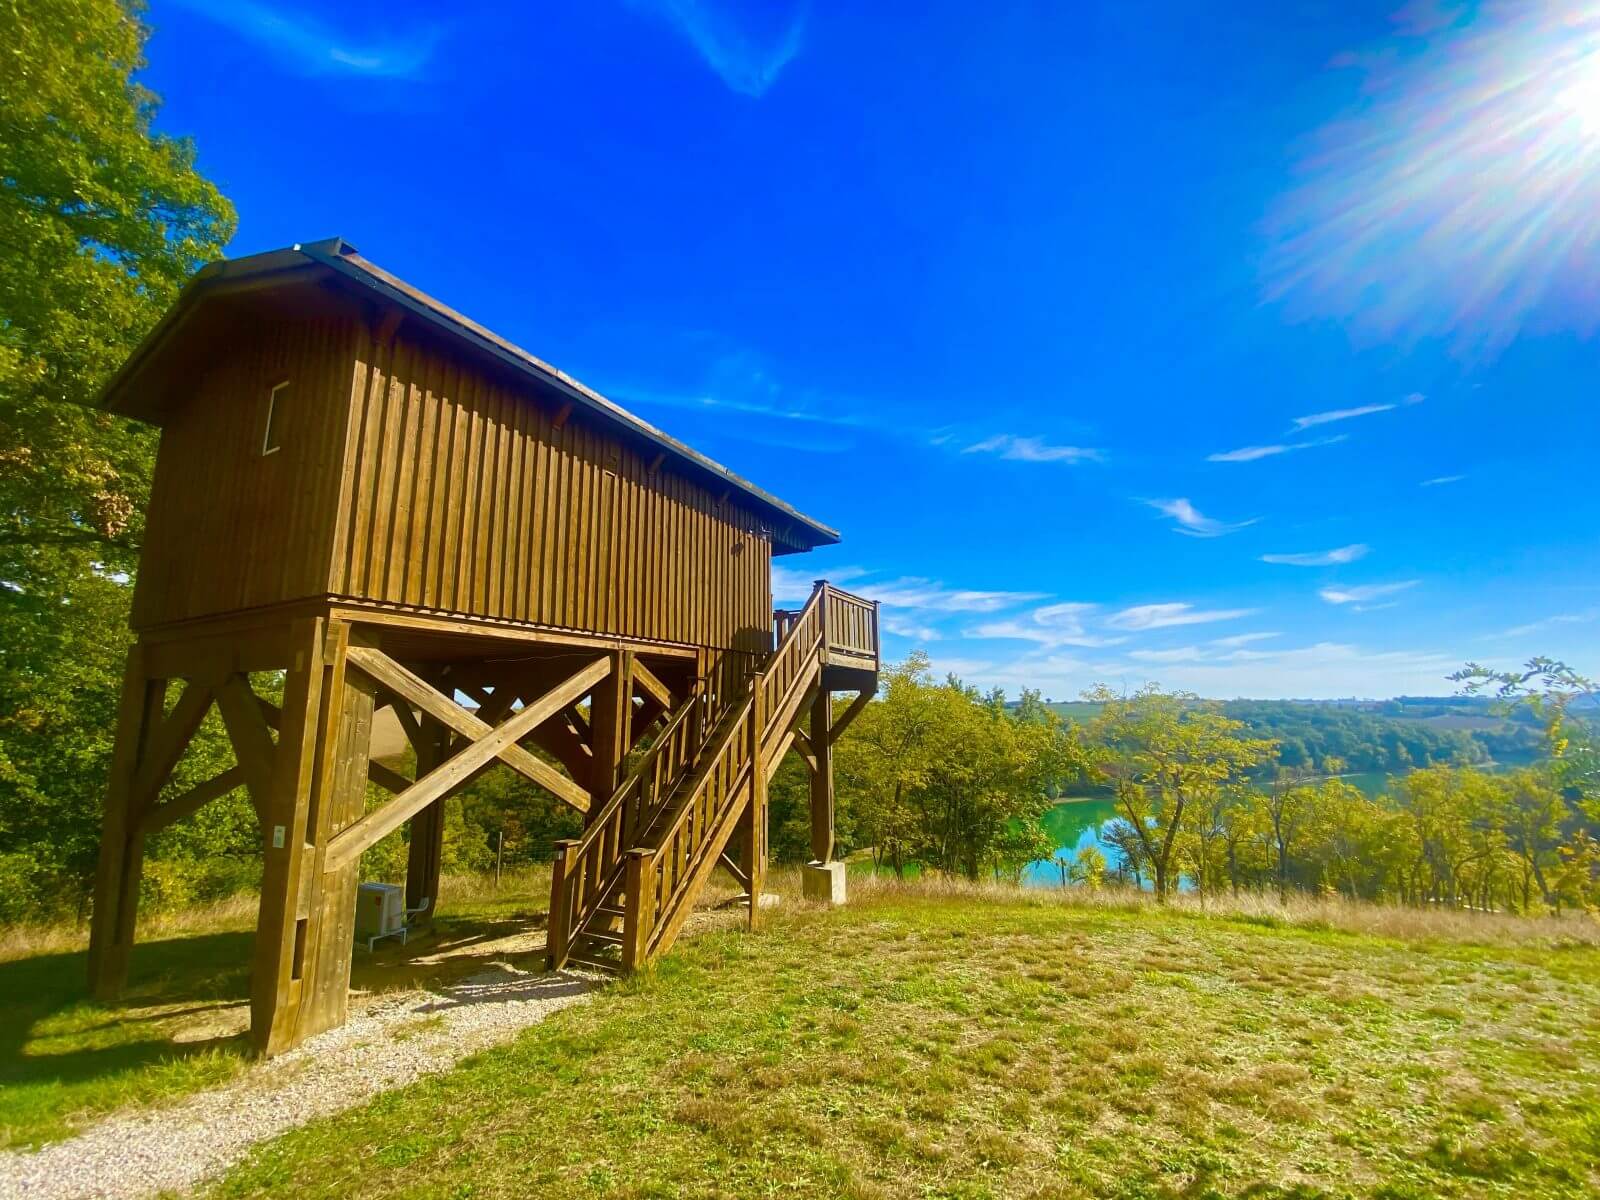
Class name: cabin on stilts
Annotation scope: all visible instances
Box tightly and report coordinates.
[83,238,879,1056]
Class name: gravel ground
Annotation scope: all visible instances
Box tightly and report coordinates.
[0,964,597,1200]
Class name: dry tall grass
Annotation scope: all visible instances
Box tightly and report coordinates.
[843,871,1600,948]
[0,867,559,963]
[5,864,1596,962]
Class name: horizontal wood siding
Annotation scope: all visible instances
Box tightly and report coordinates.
[132,316,358,630]
[334,330,773,653]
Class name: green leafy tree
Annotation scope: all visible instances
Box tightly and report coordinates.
[1087,686,1274,899]
[0,0,235,919]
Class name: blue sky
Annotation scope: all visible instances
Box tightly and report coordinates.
[139,0,1600,698]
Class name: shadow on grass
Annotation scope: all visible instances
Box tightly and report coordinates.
[0,899,558,1147]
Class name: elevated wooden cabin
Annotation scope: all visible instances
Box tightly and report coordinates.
[85,239,878,1054]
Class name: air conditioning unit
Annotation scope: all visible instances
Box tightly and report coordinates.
[355,882,409,951]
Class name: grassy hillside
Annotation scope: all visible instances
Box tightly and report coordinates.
[207,885,1600,1200]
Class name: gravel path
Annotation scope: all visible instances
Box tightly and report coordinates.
[0,964,597,1200]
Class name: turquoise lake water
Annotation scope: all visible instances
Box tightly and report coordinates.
[1021,771,1398,889]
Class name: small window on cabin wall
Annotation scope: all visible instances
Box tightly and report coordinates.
[262,380,289,456]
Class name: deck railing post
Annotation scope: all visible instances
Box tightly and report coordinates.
[548,839,576,969]
[624,847,655,971]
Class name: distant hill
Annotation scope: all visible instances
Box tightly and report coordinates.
[1027,694,1545,774]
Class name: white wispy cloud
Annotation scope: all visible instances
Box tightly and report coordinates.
[1206,435,1347,463]
[964,435,1102,464]
[1145,498,1258,538]
[770,563,866,605]
[1103,602,1258,631]
[865,577,1048,614]
[1210,632,1282,648]
[627,0,807,96]
[1498,609,1600,638]
[169,0,443,77]
[966,603,1128,648]
[928,641,1463,701]
[881,613,943,642]
[1290,393,1423,432]
[1319,580,1419,605]
[1421,474,1466,487]
[1260,544,1370,567]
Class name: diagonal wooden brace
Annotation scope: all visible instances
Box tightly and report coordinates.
[325,653,609,871]
[344,646,594,813]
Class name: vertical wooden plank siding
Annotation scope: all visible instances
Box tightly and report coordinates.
[133,315,360,629]
[333,332,774,651]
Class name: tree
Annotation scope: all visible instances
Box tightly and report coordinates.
[1498,768,1567,913]
[1454,658,1599,816]
[835,654,941,877]
[0,0,235,918]
[1087,686,1274,899]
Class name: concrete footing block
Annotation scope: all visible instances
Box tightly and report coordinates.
[802,861,848,905]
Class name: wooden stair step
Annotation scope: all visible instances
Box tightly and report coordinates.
[563,952,623,974]
[577,928,624,946]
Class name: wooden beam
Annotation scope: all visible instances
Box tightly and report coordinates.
[828,689,874,746]
[130,681,215,808]
[810,687,835,863]
[141,765,248,836]
[345,646,593,812]
[587,650,632,807]
[87,647,164,1000]
[215,674,278,816]
[632,660,674,711]
[718,850,751,891]
[326,656,610,869]
[251,617,332,1056]
[367,760,413,794]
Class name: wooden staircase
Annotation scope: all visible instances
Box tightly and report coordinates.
[547,580,875,973]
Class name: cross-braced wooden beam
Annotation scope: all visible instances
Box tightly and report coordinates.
[344,646,595,814]
[326,652,608,871]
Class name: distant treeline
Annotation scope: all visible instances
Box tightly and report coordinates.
[1041,695,1546,778]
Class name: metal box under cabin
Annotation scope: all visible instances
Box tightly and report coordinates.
[355,882,406,947]
[101,239,839,656]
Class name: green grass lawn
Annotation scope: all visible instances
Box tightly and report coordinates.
[202,886,1600,1200]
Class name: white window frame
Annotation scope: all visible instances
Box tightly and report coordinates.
[262,380,289,456]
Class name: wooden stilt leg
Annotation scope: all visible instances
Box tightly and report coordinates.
[747,761,768,932]
[586,650,632,812]
[405,712,450,923]
[809,688,835,864]
[298,624,375,1041]
[745,683,769,931]
[250,617,332,1056]
[87,645,165,1000]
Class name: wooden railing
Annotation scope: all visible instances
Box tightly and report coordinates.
[822,585,878,663]
[547,651,745,968]
[630,585,828,966]
[775,582,879,667]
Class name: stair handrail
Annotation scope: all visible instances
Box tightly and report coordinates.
[640,584,829,957]
[548,651,743,966]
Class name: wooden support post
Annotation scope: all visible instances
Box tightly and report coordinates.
[586,649,633,812]
[87,645,166,1000]
[297,625,376,1042]
[622,847,655,971]
[249,619,322,1054]
[809,688,835,864]
[406,700,451,925]
[745,682,769,931]
[547,838,576,970]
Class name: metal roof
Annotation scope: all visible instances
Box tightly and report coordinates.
[98,238,840,553]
